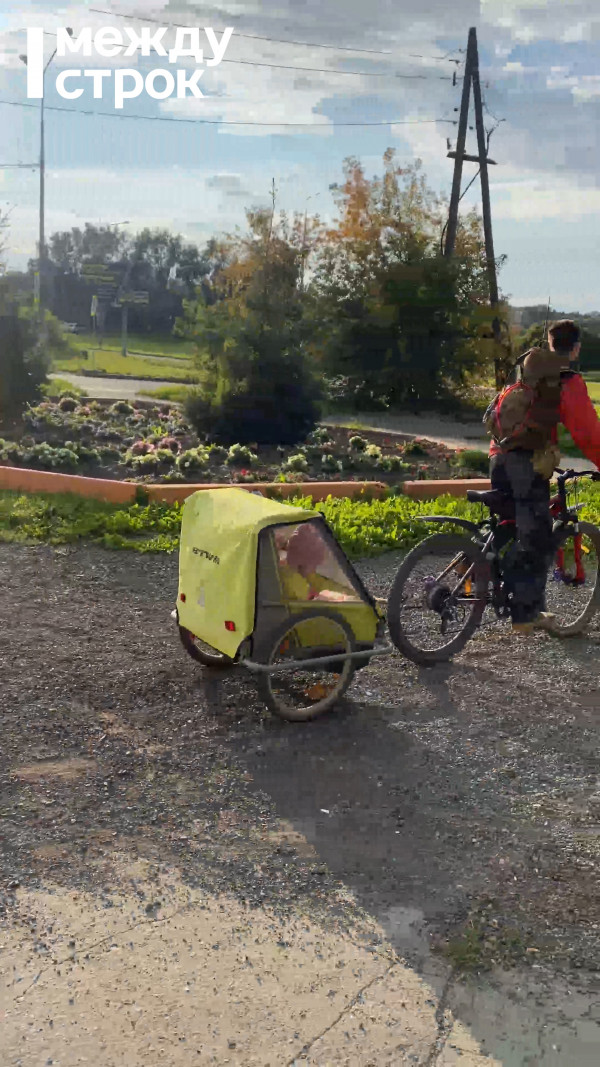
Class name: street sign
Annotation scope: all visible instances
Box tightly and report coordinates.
[117,290,150,306]
[82,264,120,286]
[97,285,118,300]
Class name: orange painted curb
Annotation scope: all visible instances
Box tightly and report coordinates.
[402,478,491,500]
[146,480,388,504]
[0,466,387,505]
[0,465,138,504]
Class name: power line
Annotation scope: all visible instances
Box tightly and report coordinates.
[213,58,452,79]
[0,98,458,128]
[38,23,454,80]
[88,9,462,62]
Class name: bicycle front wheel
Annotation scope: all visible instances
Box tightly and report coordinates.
[387,533,487,665]
[546,521,600,635]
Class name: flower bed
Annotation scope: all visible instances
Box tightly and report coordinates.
[0,395,490,486]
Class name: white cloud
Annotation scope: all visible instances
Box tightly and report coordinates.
[493,178,600,220]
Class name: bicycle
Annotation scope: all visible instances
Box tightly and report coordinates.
[387,468,600,665]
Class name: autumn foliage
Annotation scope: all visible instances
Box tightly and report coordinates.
[178,150,509,441]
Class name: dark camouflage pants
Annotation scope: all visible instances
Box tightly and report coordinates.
[490,450,553,624]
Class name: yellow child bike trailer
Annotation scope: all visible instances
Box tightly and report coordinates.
[172,488,391,721]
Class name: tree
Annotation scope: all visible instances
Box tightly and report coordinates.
[310,150,502,408]
[45,223,212,335]
[178,204,322,445]
[0,291,75,417]
[46,223,128,274]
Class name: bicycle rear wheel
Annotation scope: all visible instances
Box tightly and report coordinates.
[546,521,600,635]
[387,533,487,665]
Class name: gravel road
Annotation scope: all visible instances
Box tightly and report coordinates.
[1,543,599,1062]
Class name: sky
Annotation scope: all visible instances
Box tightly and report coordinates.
[0,0,599,311]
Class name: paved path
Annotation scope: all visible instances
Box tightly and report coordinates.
[2,869,497,1067]
[324,410,490,451]
[49,371,192,400]
[325,412,598,473]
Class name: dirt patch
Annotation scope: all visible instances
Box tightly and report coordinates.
[10,758,98,782]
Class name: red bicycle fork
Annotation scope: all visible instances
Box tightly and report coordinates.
[498,497,586,585]
[554,537,585,584]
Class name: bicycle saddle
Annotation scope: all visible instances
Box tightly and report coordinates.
[466,489,512,514]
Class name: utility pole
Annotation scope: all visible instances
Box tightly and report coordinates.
[38,83,45,313]
[471,31,504,387]
[444,26,507,387]
[20,29,73,320]
[444,28,475,258]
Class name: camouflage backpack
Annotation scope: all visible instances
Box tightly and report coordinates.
[483,347,570,461]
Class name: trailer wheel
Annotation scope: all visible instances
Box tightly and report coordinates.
[253,609,356,721]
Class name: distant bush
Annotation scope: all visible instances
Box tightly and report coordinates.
[453,449,489,474]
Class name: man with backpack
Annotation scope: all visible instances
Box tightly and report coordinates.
[485,319,600,634]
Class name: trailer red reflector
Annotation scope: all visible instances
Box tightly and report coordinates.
[225,620,236,632]
[180,593,186,602]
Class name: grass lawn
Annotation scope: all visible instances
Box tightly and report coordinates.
[53,350,199,382]
[138,385,194,402]
[42,377,85,397]
[71,332,195,360]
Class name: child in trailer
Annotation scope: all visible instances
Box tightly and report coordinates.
[273,523,358,603]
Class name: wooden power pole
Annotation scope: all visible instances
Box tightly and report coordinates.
[444,27,506,388]
[444,28,476,258]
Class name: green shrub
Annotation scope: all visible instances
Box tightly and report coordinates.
[404,439,428,457]
[101,446,123,463]
[14,442,80,471]
[110,400,134,417]
[160,469,187,483]
[453,449,489,474]
[0,306,70,419]
[130,453,160,473]
[155,448,176,467]
[208,444,228,463]
[226,443,258,468]
[40,379,85,399]
[381,455,409,473]
[176,447,209,473]
[75,445,101,464]
[285,452,309,472]
[309,427,333,446]
[322,454,342,473]
[349,435,368,452]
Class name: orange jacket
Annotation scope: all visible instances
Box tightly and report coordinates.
[489,372,600,468]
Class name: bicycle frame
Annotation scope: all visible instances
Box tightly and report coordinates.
[417,466,600,609]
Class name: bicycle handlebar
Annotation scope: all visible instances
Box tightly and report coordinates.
[554,467,600,482]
